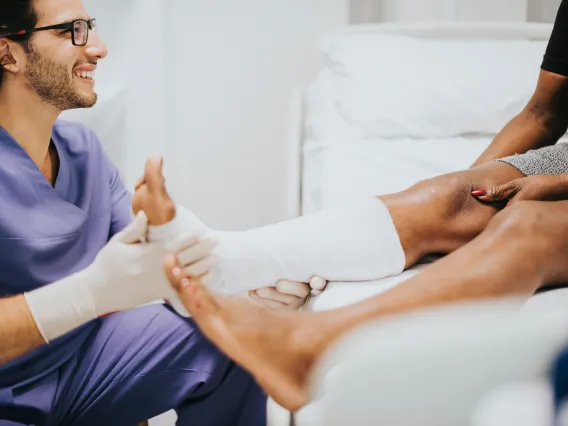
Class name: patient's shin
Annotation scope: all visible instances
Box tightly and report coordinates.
[148,198,406,294]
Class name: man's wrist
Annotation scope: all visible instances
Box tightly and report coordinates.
[25,270,99,342]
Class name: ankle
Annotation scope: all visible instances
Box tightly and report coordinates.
[289,312,338,362]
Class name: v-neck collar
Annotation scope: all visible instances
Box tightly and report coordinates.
[0,125,68,194]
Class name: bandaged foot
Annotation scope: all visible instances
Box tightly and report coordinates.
[134,158,406,306]
[148,203,405,291]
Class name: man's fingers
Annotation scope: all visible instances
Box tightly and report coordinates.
[183,255,219,278]
[255,286,306,307]
[309,276,327,291]
[177,238,218,267]
[162,231,200,253]
[248,290,288,310]
[276,280,311,298]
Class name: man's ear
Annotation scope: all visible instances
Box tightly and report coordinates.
[0,40,18,73]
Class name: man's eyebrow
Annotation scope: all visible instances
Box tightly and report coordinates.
[52,17,91,26]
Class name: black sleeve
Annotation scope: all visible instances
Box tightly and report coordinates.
[542,0,568,76]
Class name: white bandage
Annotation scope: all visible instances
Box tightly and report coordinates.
[147,207,212,317]
[149,198,406,295]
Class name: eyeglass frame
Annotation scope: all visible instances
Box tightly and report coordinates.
[0,18,96,47]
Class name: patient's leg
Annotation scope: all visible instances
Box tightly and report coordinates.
[380,161,523,259]
[163,200,568,411]
[136,159,522,294]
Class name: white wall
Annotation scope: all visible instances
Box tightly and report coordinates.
[529,0,562,22]
[351,0,561,23]
[162,1,348,230]
[69,0,348,231]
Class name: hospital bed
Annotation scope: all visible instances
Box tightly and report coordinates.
[286,20,557,314]
[270,20,568,426]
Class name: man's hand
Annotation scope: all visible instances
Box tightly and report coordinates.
[473,174,568,206]
[250,277,328,311]
[25,211,219,342]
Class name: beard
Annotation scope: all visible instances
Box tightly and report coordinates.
[24,44,97,111]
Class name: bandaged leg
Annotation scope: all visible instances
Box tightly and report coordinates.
[148,197,406,295]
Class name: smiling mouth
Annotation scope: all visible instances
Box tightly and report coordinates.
[74,70,95,80]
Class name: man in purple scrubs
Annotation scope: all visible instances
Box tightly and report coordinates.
[0,1,267,424]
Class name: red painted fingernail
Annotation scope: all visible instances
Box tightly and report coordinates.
[472,190,487,196]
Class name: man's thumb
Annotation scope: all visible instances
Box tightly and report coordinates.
[115,211,149,243]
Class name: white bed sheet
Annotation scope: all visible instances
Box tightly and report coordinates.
[302,135,492,214]
[307,265,424,311]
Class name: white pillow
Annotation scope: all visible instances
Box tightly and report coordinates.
[322,34,547,138]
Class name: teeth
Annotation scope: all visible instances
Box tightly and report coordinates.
[74,70,95,79]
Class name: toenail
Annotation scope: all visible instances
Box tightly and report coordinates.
[181,278,191,288]
[172,267,181,277]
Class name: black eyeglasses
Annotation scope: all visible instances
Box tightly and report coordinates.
[0,18,96,47]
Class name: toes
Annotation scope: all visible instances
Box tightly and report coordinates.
[163,253,220,312]
[163,253,185,290]
[134,177,146,191]
[142,157,175,224]
[144,156,168,197]
[163,254,195,304]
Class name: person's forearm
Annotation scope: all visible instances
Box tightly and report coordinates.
[472,108,567,167]
[0,295,45,364]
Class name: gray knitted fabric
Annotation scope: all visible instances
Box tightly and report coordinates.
[498,143,568,176]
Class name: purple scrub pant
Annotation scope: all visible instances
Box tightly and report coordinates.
[0,305,266,426]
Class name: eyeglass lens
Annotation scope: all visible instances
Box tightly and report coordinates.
[74,20,95,45]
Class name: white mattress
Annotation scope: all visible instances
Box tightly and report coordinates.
[302,135,492,214]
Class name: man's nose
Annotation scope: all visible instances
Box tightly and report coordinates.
[84,32,108,60]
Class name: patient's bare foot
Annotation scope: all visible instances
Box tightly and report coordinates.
[132,157,176,225]
[163,254,327,411]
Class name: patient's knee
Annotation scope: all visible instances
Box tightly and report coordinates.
[412,172,473,220]
[488,201,553,241]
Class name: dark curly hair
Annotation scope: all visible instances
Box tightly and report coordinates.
[0,0,38,86]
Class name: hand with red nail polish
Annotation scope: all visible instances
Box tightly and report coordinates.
[474,174,568,206]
